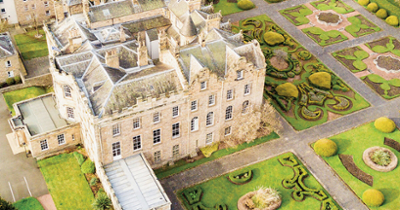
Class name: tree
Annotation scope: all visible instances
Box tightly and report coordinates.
[92,193,112,210]
[0,19,9,33]
[0,196,16,210]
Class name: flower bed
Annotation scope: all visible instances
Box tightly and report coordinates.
[363,146,398,172]
[338,154,373,186]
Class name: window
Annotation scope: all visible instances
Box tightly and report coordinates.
[225,106,233,120]
[225,126,232,136]
[244,84,251,95]
[172,145,179,159]
[153,112,160,123]
[40,139,48,151]
[5,60,10,67]
[172,123,180,138]
[57,134,65,145]
[24,5,29,11]
[0,0,3,4]
[64,85,71,98]
[7,71,13,78]
[45,10,50,16]
[72,134,75,141]
[191,100,197,111]
[153,129,161,144]
[44,1,49,6]
[31,4,35,9]
[133,117,140,129]
[242,100,249,114]
[112,124,120,136]
[208,95,215,106]
[23,0,27,2]
[191,117,199,131]
[133,135,141,151]
[200,81,207,90]
[206,133,213,144]
[154,151,161,163]
[0,8,5,14]
[237,70,243,80]
[112,142,121,158]
[172,106,179,118]
[67,107,74,119]
[206,112,213,126]
[227,89,233,100]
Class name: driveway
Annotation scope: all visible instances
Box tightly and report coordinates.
[0,95,48,202]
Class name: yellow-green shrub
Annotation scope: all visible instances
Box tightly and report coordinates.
[362,189,384,207]
[237,0,255,10]
[374,117,396,133]
[314,139,337,157]
[358,0,369,6]
[386,15,399,26]
[376,9,388,19]
[263,31,285,46]
[276,83,298,98]
[367,3,379,12]
[200,143,219,158]
[308,72,331,89]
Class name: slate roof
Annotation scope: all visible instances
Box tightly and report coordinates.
[0,33,15,58]
[68,0,82,6]
[122,16,171,34]
[89,1,135,22]
[180,16,197,37]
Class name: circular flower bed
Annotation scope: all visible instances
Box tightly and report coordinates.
[316,12,342,26]
[238,187,281,210]
[363,146,398,172]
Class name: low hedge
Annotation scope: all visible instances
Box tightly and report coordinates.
[74,152,85,166]
[276,83,298,98]
[227,170,253,184]
[386,15,399,26]
[367,3,379,12]
[374,117,396,133]
[6,78,15,86]
[358,0,369,6]
[237,0,255,10]
[297,51,312,60]
[182,187,202,205]
[362,189,384,207]
[314,139,337,157]
[376,9,388,19]
[81,159,95,174]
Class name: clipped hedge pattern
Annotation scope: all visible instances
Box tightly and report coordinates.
[182,187,203,205]
[227,170,253,185]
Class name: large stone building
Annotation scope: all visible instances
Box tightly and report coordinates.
[0,32,26,83]
[0,0,18,24]
[13,0,55,25]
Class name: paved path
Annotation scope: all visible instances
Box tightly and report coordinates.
[23,56,51,79]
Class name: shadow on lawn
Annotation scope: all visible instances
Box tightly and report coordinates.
[379,188,400,205]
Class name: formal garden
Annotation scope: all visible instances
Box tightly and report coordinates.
[211,0,255,16]
[281,0,381,46]
[356,0,400,27]
[312,117,400,209]
[232,15,370,130]
[332,36,400,99]
[177,153,340,210]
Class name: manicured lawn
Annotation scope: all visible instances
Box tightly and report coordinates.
[155,132,279,179]
[37,153,94,210]
[315,122,400,209]
[213,0,247,16]
[14,29,48,60]
[3,86,53,115]
[177,153,341,210]
[13,197,44,210]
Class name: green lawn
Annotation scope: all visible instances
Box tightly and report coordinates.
[155,132,279,179]
[213,0,247,16]
[177,153,341,210]
[14,29,48,60]
[3,86,53,116]
[316,122,400,210]
[37,153,94,210]
[13,197,44,210]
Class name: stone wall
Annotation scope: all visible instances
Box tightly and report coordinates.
[0,73,52,93]
[0,54,25,83]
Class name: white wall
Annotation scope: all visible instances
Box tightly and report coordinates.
[0,0,18,24]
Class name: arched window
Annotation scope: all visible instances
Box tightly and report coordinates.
[64,85,71,98]
[206,112,214,126]
[191,117,199,131]
[225,106,233,120]
[242,100,249,113]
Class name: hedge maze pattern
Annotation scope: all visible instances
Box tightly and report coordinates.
[338,154,374,186]
[181,187,228,210]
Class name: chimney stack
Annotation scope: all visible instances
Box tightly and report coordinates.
[120,26,126,43]
[138,31,149,66]
[105,49,119,68]
[68,29,82,53]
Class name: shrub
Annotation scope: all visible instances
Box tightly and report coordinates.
[308,72,332,89]
[200,143,219,158]
[276,83,298,98]
[362,189,384,207]
[73,151,85,166]
[81,159,95,174]
[237,0,255,10]
[0,196,16,210]
[14,76,21,84]
[376,9,388,19]
[314,139,337,157]
[386,15,399,26]
[182,187,203,205]
[90,177,98,186]
[358,0,369,6]
[374,117,396,133]
[367,3,379,12]
[92,193,112,210]
[263,31,285,46]
[251,187,280,209]
[228,170,253,184]
[297,51,312,60]
[371,150,391,166]
[6,78,15,86]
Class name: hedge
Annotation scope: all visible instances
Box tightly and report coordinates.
[276,83,298,98]
[237,0,255,10]
[81,159,95,174]
[362,189,384,207]
[374,117,396,133]
[386,15,399,26]
[74,152,86,166]
[308,72,331,89]
[314,139,338,157]
[182,187,203,205]
[358,0,369,6]
[263,31,285,46]
[367,3,379,12]
[376,9,388,18]
[227,170,253,184]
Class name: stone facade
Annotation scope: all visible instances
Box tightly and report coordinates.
[14,0,55,26]
[0,32,26,84]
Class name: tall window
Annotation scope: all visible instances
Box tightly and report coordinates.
[67,107,74,119]
[172,106,179,118]
[133,135,141,151]
[225,106,233,120]
[5,60,11,67]
[206,112,213,126]
[40,139,48,151]
[133,117,140,129]
[206,133,213,144]
[112,124,120,136]
[237,70,243,80]
[208,95,215,106]
[7,71,13,78]
[172,123,180,138]
[154,151,161,163]
[64,85,71,98]
[191,100,197,111]
[24,5,28,11]
[191,117,199,131]
[72,134,75,141]
[112,142,121,158]
[227,89,233,100]
[57,134,65,145]
[243,101,250,114]
[153,129,161,144]
[45,10,50,16]
[200,81,207,90]
[172,145,179,159]
[153,112,160,123]
[0,8,5,14]
[225,126,232,136]
[244,84,251,95]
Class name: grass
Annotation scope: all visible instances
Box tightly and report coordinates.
[37,153,94,210]
[155,132,279,179]
[316,122,400,209]
[345,16,381,38]
[213,0,247,16]
[3,86,53,116]
[13,197,44,210]
[365,0,400,27]
[280,5,313,26]
[14,29,48,60]
[177,153,341,210]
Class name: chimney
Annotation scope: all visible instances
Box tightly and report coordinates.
[68,29,82,53]
[105,49,119,68]
[120,26,126,43]
[138,31,149,66]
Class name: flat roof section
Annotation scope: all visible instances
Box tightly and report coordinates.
[18,95,68,136]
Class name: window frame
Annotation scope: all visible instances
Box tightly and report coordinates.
[244,84,251,95]
[208,95,215,106]
[191,100,197,112]
[45,10,50,16]
[112,124,120,137]
[172,145,179,159]
[112,142,121,159]
[66,107,74,119]
[44,1,49,7]
[5,60,11,67]
[153,112,160,123]
[225,126,232,136]
[200,81,207,90]
[227,89,233,100]
[225,106,233,120]
[31,4,36,9]
[40,139,49,151]
[191,117,199,132]
[172,122,180,138]
[7,71,13,78]
[172,106,179,118]
[242,100,250,114]
[153,129,161,144]
[133,117,140,129]
[64,85,72,98]
[206,133,213,144]
[206,112,214,126]
[0,8,5,14]
[154,151,161,163]
[237,70,244,80]
[57,134,65,145]
[133,135,142,151]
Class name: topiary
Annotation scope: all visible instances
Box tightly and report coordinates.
[6,78,15,86]
[374,117,396,133]
[81,159,95,174]
[263,31,285,46]
[237,0,255,10]
[308,72,332,89]
[376,9,387,19]
[386,15,399,26]
[358,0,369,6]
[14,76,21,84]
[74,151,86,166]
[362,189,384,207]
[314,139,337,157]
[367,3,379,12]
[276,83,298,98]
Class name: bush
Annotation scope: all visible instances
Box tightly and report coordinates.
[73,152,85,166]
[297,51,312,60]
[200,143,219,158]
[90,177,98,186]
[371,150,391,166]
[81,159,95,174]
[251,187,281,209]
[376,9,388,19]
[92,193,112,210]
[308,72,332,89]
[0,196,16,210]
[362,189,384,207]
[367,3,379,12]
[237,0,255,10]
[14,76,21,84]
[386,15,399,26]
[374,117,396,133]
[228,170,253,184]
[358,0,369,5]
[182,187,203,205]
[314,139,337,157]
[263,31,285,46]
[276,83,298,98]
[6,78,15,86]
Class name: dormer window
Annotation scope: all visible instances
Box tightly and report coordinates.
[237,70,243,80]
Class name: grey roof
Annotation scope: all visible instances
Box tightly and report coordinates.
[0,33,15,58]
[89,1,135,22]
[104,153,170,210]
[56,51,94,78]
[68,0,82,6]
[122,16,171,34]
[168,0,189,20]
[146,28,158,42]
[180,16,197,37]
[137,0,166,12]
